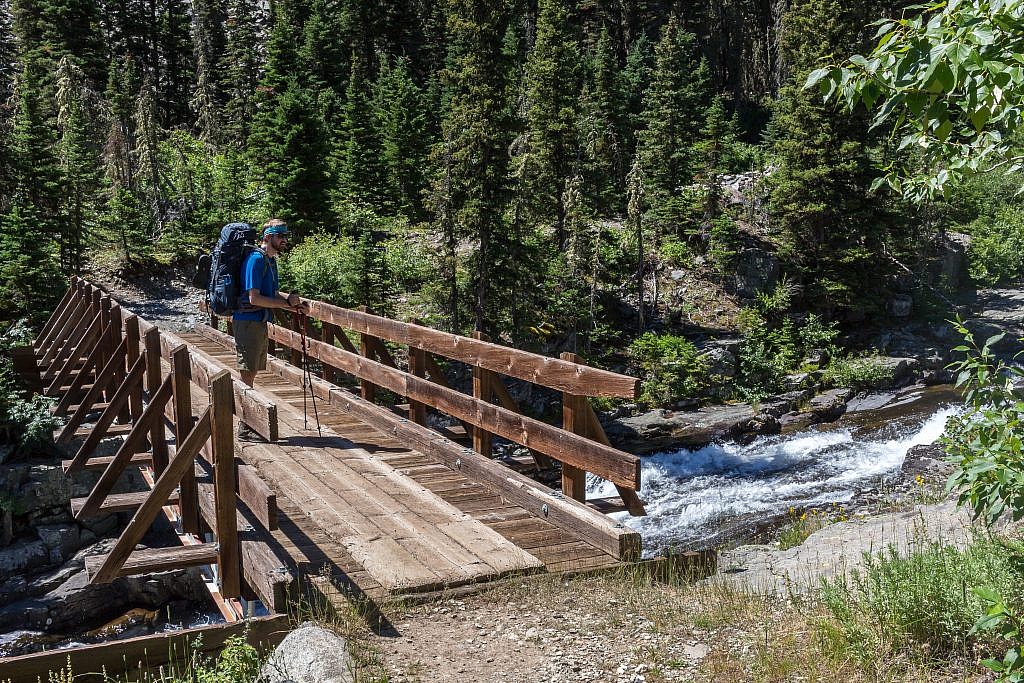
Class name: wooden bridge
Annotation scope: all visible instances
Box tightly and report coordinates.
[24,277,647,617]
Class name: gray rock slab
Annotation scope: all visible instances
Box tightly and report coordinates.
[711,499,974,595]
[261,622,355,683]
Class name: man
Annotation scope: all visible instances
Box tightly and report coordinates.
[233,219,309,439]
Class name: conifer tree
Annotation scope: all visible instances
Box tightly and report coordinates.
[3,57,63,313]
[160,0,194,126]
[134,75,164,237]
[521,0,583,245]
[254,76,333,233]
[581,27,625,215]
[375,55,429,221]
[9,57,62,242]
[637,15,711,234]
[768,0,877,312]
[219,0,262,145]
[334,53,386,211]
[56,57,101,273]
[430,0,513,332]
[299,0,348,98]
[191,7,222,143]
[621,32,652,159]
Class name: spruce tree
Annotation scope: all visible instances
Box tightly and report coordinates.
[430,0,513,332]
[219,0,262,145]
[254,76,333,233]
[521,0,583,245]
[160,0,194,126]
[375,55,429,221]
[299,0,348,98]
[768,0,878,313]
[581,26,625,215]
[56,56,101,273]
[333,53,386,211]
[637,15,711,235]
[4,56,63,314]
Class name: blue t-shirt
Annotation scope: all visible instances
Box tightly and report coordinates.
[232,250,278,321]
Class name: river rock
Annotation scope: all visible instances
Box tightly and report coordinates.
[36,524,80,564]
[805,388,853,421]
[0,539,47,582]
[900,443,955,483]
[261,622,355,683]
[604,404,772,454]
[702,347,737,379]
[889,295,913,317]
[0,547,208,632]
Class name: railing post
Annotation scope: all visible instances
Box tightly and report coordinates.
[408,321,427,426]
[99,296,112,403]
[171,346,199,535]
[144,327,169,476]
[289,313,302,367]
[358,306,377,402]
[322,322,340,385]
[472,331,495,457]
[559,351,588,503]
[210,370,240,598]
[124,315,142,422]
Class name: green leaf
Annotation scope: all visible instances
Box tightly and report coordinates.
[971,107,991,132]
[804,68,831,90]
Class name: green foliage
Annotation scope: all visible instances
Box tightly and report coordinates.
[820,352,895,390]
[521,0,583,235]
[820,535,1024,665]
[280,204,426,314]
[637,15,711,234]
[942,320,1024,525]
[963,204,1024,285]
[770,0,881,313]
[816,0,1024,201]
[0,319,58,453]
[972,586,1024,681]
[627,332,708,406]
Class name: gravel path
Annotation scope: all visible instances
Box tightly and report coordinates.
[87,268,205,331]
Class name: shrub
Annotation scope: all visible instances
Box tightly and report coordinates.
[0,320,58,453]
[964,205,1024,286]
[820,353,895,390]
[627,332,709,406]
[819,536,1024,664]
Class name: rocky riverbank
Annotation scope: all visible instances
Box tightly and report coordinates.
[0,434,212,656]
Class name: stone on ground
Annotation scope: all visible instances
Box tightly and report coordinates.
[261,622,354,683]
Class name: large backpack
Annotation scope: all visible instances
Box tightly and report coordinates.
[196,222,260,316]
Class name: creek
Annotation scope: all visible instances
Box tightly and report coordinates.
[592,384,963,555]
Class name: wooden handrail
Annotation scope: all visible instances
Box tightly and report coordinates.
[284,297,639,399]
[269,322,641,489]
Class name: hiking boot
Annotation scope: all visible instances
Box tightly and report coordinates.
[237,422,266,443]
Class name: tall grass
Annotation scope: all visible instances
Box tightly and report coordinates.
[818,534,1024,666]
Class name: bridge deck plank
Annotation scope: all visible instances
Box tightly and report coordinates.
[180,333,546,594]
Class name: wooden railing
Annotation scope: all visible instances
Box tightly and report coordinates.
[28,278,289,608]
[207,295,646,516]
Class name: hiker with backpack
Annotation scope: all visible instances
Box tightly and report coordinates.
[197,218,309,440]
[232,220,309,438]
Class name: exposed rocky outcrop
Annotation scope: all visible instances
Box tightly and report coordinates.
[603,404,774,455]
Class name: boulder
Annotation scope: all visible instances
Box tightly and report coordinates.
[702,347,737,379]
[36,524,81,564]
[900,443,955,483]
[733,248,779,299]
[0,546,208,632]
[889,295,913,318]
[604,404,773,454]
[261,622,355,683]
[0,539,47,582]
[804,388,854,421]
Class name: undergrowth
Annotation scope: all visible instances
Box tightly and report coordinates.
[819,533,1024,669]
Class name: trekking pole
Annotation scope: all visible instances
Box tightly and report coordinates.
[294,310,322,437]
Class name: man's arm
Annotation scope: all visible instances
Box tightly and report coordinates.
[246,289,310,312]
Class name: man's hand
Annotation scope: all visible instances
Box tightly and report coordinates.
[286,293,310,313]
